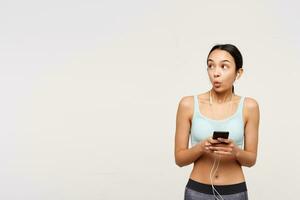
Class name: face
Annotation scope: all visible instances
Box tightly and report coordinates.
[207,49,240,92]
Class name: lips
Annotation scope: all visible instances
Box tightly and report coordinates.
[213,81,221,87]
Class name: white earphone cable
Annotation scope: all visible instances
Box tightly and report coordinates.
[210,154,224,200]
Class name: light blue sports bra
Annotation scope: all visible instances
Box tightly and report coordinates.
[190,95,246,149]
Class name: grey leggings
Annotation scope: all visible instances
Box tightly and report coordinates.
[184,178,248,200]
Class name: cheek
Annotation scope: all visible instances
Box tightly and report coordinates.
[222,71,236,81]
[220,76,235,87]
[207,72,214,80]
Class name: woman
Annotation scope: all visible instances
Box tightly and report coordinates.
[174,44,260,200]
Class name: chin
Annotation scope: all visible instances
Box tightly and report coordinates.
[213,86,222,91]
[213,87,229,93]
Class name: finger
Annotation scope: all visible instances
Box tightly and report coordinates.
[204,140,212,146]
[213,151,232,155]
[213,142,235,147]
[209,146,233,152]
[204,146,211,151]
[204,146,214,153]
[213,143,228,147]
[217,138,226,143]
[217,138,231,143]
[208,138,220,144]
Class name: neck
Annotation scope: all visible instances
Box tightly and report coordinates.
[210,89,233,104]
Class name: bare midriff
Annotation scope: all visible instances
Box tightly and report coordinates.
[189,151,245,185]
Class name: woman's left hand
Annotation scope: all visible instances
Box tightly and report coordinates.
[208,138,240,157]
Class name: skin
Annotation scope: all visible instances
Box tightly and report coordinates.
[174,49,260,185]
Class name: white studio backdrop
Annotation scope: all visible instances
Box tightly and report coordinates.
[0,0,299,199]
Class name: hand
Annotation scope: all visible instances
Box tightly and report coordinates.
[208,138,240,157]
[200,137,222,154]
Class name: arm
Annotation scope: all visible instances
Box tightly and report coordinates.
[209,97,260,167]
[235,97,260,167]
[174,96,206,167]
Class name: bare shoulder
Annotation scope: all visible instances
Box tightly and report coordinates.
[178,92,207,110]
[178,95,193,107]
[244,97,260,123]
[244,97,260,110]
[178,95,193,113]
[177,95,194,120]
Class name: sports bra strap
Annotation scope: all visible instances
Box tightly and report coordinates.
[193,95,245,118]
[237,96,245,114]
[193,95,200,115]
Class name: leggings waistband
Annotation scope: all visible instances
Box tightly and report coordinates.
[186,178,247,195]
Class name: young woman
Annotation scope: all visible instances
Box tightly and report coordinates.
[174,44,260,200]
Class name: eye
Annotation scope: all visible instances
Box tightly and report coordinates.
[222,65,228,69]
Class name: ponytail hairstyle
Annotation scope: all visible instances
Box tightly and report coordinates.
[207,44,243,94]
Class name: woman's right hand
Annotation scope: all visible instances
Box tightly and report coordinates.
[200,137,221,153]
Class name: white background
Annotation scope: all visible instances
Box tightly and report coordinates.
[0,0,299,199]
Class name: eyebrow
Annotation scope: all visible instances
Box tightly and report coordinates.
[207,59,231,63]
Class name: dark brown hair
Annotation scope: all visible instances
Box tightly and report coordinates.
[207,44,243,93]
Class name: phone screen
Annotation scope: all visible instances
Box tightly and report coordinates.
[212,131,229,140]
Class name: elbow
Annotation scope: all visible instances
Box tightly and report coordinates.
[175,158,184,167]
[245,158,257,168]
[176,161,183,167]
[175,152,186,167]
[175,149,191,167]
[245,162,255,168]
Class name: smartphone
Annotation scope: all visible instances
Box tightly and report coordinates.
[212,131,229,140]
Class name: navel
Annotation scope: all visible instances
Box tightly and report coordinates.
[214,171,219,178]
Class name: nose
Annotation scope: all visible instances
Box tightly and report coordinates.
[213,67,221,77]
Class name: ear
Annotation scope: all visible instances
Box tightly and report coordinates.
[235,68,243,80]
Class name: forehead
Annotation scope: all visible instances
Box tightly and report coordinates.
[207,49,235,64]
